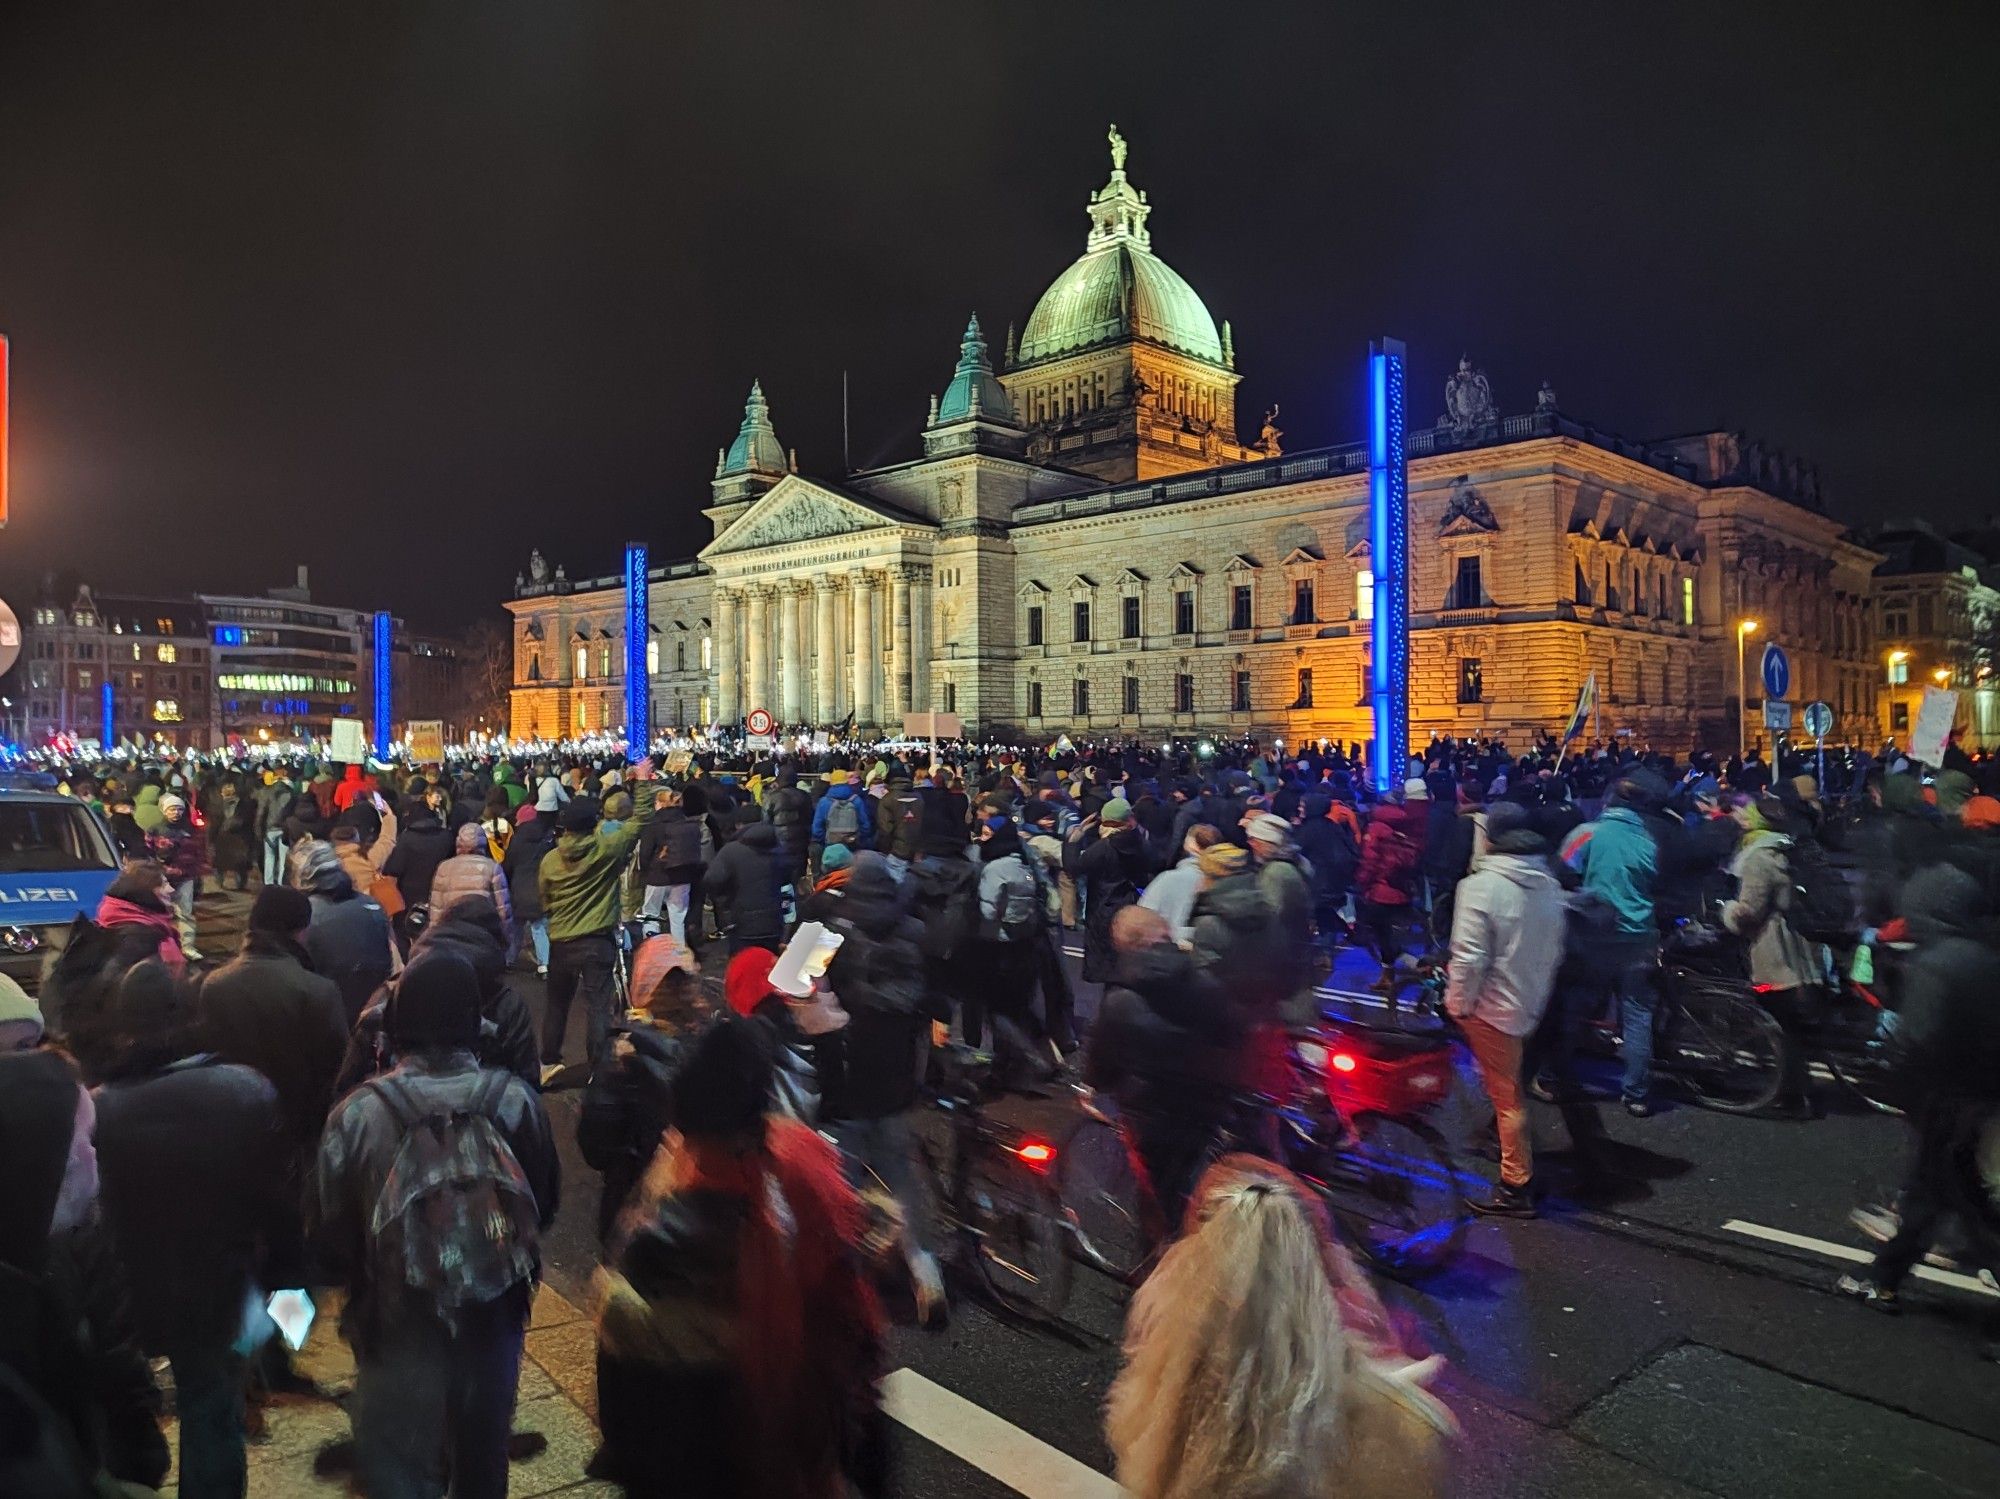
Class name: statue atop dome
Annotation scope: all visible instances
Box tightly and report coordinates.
[1108,123,1128,174]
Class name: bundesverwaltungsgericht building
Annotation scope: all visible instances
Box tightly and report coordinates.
[507,129,1889,752]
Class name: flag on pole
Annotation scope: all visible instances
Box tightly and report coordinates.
[1561,672,1598,744]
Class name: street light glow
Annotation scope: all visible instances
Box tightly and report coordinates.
[1738,619,1759,636]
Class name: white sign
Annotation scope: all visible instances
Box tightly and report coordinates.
[330,719,367,762]
[746,733,776,751]
[1910,686,1960,767]
[1763,700,1792,732]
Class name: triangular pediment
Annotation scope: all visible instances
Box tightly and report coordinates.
[701,476,924,559]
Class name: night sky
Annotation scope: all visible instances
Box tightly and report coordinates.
[2,4,1994,629]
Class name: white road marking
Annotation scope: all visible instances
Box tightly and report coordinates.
[1721,1219,1999,1297]
[881,1367,1125,1498]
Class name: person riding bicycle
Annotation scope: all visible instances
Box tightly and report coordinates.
[1083,906,1248,1235]
[1560,777,1661,1116]
[1719,795,1824,1116]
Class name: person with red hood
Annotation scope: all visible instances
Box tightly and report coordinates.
[724,946,842,1125]
[332,762,371,813]
[593,1016,885,1497]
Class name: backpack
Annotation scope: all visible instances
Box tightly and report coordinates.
[364,1072,540,1313]
[983,858,1046,944]
[824,795,862,848]
[1782,837,1854,943]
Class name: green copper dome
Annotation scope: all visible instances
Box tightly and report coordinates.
[1016,128,1223,366]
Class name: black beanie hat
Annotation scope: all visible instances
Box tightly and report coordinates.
[558,796,601,833]
[388,951,482,1053]
[250,884,313,936]
[672,1018,774,1141]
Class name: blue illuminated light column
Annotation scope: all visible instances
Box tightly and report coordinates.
[623,542,650,759]
[101,679,115,747]
[1368,337,1409,794]
[372,611,393,758]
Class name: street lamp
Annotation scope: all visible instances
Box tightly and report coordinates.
[1934,667,1953,687]
[1736,619,1760,759]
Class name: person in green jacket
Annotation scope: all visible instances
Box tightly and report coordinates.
[493,761,529,811]
[537,759,657,1084]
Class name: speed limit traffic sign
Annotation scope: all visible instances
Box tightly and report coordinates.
[746,707,774,736]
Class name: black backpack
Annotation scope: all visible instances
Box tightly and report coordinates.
[1782,837,1854,943]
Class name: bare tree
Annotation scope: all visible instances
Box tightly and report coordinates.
[457,617,513,733]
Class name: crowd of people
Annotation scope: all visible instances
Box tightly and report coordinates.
[2,722,1997,1495]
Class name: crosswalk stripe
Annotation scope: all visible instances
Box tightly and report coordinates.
[1720,1219,1999,1297]
[882,1367,1125,1498]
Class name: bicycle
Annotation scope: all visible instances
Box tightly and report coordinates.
[916,1044,1073,1319]
[1059,1018,1469,1287]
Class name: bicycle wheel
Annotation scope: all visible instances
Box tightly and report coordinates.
[1316,1112,1468,1279]
[1056,1116,1150,1283]
[1661,993,1786,1114]
[965,1159,1074,1320]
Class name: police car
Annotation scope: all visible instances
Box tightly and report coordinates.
[0,778,123,990]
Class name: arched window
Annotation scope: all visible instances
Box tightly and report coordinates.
[646,639,659,676]
[575,644,588,679]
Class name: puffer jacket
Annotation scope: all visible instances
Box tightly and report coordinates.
[704,822,787,948]
[312,1052,558,1352]
[1355,801,1426,907]
[763,779,814,875]
[539,781,657,941]
[1720,833,1820,992]
[430,852,515,942]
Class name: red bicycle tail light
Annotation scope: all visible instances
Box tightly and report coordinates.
[1014,1141,1056,1170]
[1331,1052,1359,1073]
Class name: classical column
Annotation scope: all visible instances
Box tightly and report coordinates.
[780,584,804,722]
[909,565,932,713]
[744,586,770,721]
[814,577,838,724]
[714,587,739,726]
[889,567,913,722]
[850,567,877,725]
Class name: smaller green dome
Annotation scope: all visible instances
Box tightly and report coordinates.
[933,314,1013,425]
[719,380,785,477]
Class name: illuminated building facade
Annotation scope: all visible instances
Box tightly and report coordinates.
[508,132,1890,753]
[1862,522,2000,748]
[16,585,212,748]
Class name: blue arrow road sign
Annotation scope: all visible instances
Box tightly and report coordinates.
[1761,642,1791,701]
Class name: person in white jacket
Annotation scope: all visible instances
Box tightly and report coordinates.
[1139,824,1221,944]
[1443,802,1566,1219]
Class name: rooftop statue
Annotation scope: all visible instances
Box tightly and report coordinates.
[1109,123,1127,173]
[1441,355,1498,434]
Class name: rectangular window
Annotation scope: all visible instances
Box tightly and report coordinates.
[1888,657,1909,686]
[77,670,92,690]
[1231,584,1253,630]
[1175,673,1195,712]
[1682,576,1695,626]
[1233,671,1251,712]
[676,640,687,672]
[1122,595,1141,639]
[1174,590,1195,635]
[1027,606,1044,646]
[1451,556,1482,611]
[1891,700,1909,732]
[1073,601,1091,642]
[1296,668,1313,708]
[1356,570,1374,621]
[1458,658,1483,704]
[1292,579,1315,626]
[1123,675,1140,714]
[191,674,204,692]
[1028,680,1043,717]
[1917,596,1935,636]
[943,680,957,713]
[1073,678,1090,717]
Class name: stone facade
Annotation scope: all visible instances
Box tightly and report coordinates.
[505,133,1887,753]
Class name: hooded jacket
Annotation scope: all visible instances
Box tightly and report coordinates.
[639,804,705,886]
[1568,805,1658,937]
[1720,830,1820,993]
[1888,864,2000,1101]
[1085,940,1244,1120]
[1138,852,1204,943]
[821,856,944,1120]
[1354,801,1427,907]
[430,848,515,943]
[301,868,396,1028]
[1063,824,1151,982]
[704,821,787,947]
[502,810,556,923]
[1443,850,1566,1035]
[538,781,658,942]
[381,810,454,909]
[762,777,814,873]
[811,781,876,852]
